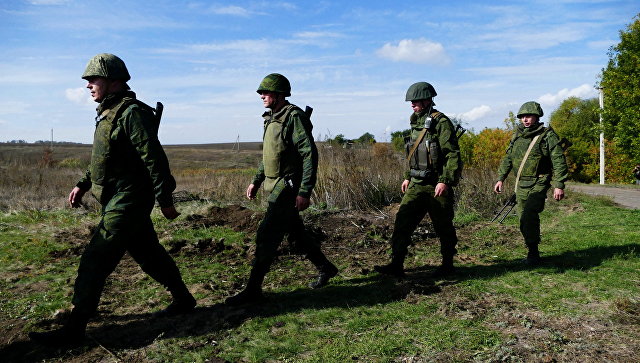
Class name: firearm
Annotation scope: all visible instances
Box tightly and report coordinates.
[305,105,313,118]
[492,193,516,223]
[455,124,466,139]
[154,102,164,127]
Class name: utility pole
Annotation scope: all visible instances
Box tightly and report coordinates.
[598,88,605,185]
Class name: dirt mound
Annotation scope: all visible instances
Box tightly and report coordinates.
[186,205,264,233]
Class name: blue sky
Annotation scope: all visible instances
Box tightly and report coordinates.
[0,0,638,144]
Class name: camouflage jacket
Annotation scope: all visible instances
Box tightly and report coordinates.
[404,108,462,185]
[77,91,176,208]
[252,101,318,198]
[497,123,569,190]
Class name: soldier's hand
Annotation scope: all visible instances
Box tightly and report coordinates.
[246,184,258,200]
[161,206,181,220]
[494,181,503,194]
[68,187,85,208]
[553,188,564,201]
[401,179,410,193]
[434,183,448,197]
[295,196,310,211]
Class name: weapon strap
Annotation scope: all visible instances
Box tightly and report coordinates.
[406,112,442,161]
[514,134,541,192]
[407,127,428,161]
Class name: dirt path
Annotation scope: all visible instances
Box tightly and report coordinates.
[567,184,640,209]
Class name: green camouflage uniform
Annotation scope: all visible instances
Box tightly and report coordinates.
[247,102,334,281]
[390,108,462,263]
[72,90,190,319]
[497,123,569,248]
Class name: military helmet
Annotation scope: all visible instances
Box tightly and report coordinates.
[82,53,131,81]
[257,73,291,96]
[517,101,544,118]
[405,82,437,101]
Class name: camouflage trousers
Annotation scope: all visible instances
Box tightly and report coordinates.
[71,207,188,319]
[251,180,333,278]
[390,180,458,262]
[516,181,551,248]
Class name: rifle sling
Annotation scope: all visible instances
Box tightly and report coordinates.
[514,134,541,192]
[406,127,428,161]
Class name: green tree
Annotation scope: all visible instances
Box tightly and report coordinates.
[503,111,518,131]
[549,97,600,182]
[390,129,410,152]
[356,132,376,144]
[600,14,640,168]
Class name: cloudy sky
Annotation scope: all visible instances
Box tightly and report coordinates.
[1,0,638,144]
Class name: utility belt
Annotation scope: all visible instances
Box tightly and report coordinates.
[409,168,438,183]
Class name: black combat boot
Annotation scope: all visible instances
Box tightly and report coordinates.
[29,310,87,347]
[308,263,338,289]
[432,255,456,277]
[153,286,196,318]
[225,268,266,306]
[524,244,541,266]
[374,257,405,278]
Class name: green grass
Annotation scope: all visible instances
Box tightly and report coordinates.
[1,193,639,361]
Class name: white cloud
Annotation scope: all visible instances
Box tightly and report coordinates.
[27,0,69,5]
[376,38,451,65]
[459,105,492,121]
[210,5,252,17]
[537,84,597,106]
[294,31,343,39]
[65,87,91,104]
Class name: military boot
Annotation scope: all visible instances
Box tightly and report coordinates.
[432,255,456,278]
[309,263,338,289]
[153,286,196,318]
[524,245,541,266]
[374,257,405,278]
[225,268,265,306]
[29,310,87,347]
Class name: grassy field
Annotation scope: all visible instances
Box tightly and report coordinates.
[0,143,638,362]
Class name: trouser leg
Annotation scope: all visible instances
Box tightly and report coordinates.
[127,216,191,300]
[71,213,128,319]
[427,188,458,263]
[517,186,548,248]
[390,183,430,263]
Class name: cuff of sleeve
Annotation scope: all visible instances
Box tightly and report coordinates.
[76,180,92,191]
[157,194,174,208]
[252,179,263,188]
[552,181,565,189]
[298,189,312,199]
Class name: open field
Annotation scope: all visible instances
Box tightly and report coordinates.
[0,143,638,362]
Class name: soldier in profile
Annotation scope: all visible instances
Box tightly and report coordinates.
[226,73,338,305]
[29,53,195,346]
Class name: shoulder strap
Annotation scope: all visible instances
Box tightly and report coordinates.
[514,131,544,191]
[406,128,428,161]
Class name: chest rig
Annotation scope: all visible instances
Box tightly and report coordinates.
[406,111,444,179]
[90,96,154,203]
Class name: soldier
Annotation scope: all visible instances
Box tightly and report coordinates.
[494,101,569,265]
[374,82,462,278]
[29,53,195,346]
[225,73,338,305]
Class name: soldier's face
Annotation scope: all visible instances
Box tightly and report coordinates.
[86,76,112,103]
[520,115,539,128]
[410,99,431,113]
[260,91,279,109]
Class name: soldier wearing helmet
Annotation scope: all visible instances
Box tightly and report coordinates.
[226,73,338,305]
[374,82,463,278]
[494,101,569,265]
[29,54,195,346]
